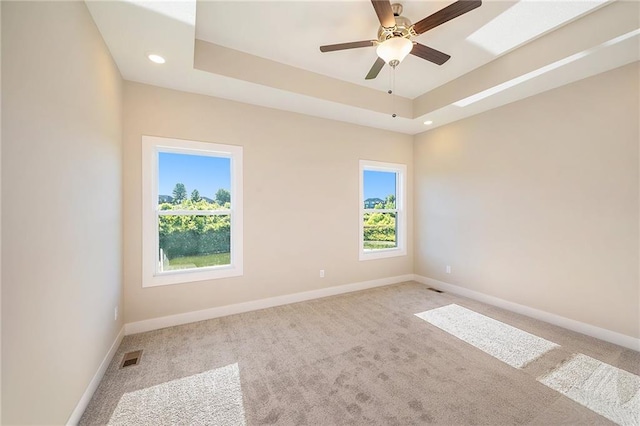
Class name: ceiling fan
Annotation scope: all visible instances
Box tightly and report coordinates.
[319,0,482,80]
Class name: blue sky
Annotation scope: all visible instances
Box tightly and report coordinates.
[159,152,230,198]
[364,170,396,200]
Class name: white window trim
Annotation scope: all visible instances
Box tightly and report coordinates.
[142,136,243,287]
[359,160,407,261]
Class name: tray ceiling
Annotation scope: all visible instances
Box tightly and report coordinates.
[86,0,639,134]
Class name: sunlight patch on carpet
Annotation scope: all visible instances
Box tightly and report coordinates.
[108,363,246,426]
[415,304,558,368]
[539,354,640,426]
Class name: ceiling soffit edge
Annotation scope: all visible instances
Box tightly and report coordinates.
[194,40,413,119]
[413,0,639,117]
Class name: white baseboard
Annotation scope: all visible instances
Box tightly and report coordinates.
[67,326,125,425]
[125,274,415,335]
[413,275,640,351]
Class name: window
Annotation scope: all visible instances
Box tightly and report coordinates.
[142,136,243,287]
[359,160,406,260]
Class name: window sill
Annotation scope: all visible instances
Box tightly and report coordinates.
[142,265,243,288]
[359,247,406,261]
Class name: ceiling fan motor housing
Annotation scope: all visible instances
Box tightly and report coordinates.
[377,8,413,42]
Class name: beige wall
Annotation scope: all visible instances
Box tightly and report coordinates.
[123,82,413,323]
[1,2,123,424]
[0,2,3,422]
[414,62,639,338]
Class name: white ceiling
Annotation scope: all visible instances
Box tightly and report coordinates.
[196,1,511,99]
[86,0,639,135]
[195,0,608,99]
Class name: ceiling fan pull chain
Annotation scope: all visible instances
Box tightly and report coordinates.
[391,66,397,118]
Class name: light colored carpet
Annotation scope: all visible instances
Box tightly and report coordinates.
[415,304,559,368]
[108,363,246,426]
[539,353,640,426]
[80,282,639,425]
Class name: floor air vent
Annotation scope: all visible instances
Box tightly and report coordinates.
[427,288,444,293]
[121,350,143,368]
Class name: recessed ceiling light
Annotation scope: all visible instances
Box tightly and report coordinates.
[424,120,433,125]
[148,54,166,64]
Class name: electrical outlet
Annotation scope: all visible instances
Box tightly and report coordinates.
[446,265,451,274]
[319,269,325,278]
[115,306,119,321]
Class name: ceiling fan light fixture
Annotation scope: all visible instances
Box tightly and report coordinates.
[376,37,413,65]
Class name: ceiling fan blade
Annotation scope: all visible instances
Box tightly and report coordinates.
[371,0,396,28]
[412,0,482,35]
[320,40,376,53]
[365,57,386,80]
[411,43,451,65]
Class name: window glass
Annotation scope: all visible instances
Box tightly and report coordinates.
[359,160,406,260]
[363,212,397,250]
[363,170,396,209]
[157,152,232,272]
[158,153,231,210]
[363,170,398,251]
[158,215,231,272]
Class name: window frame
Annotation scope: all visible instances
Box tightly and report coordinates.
[142,135,243,287]
[359,160,407,261]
